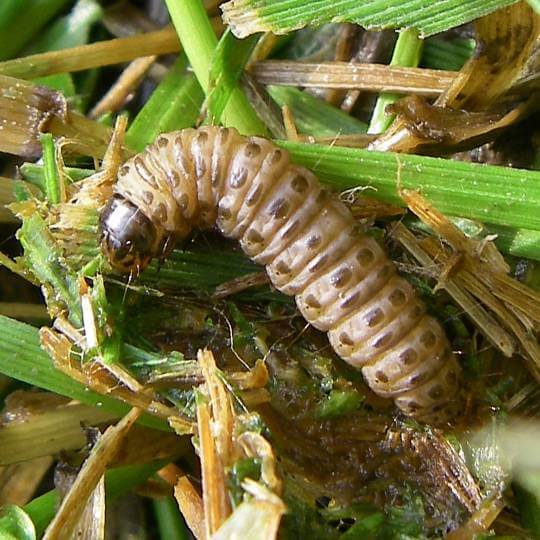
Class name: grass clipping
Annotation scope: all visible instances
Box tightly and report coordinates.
[174,350,285,540]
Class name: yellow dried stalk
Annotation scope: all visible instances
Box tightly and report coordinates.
[0,75,66,158]
[212,272,269,299]
[0,302,48,320]
[0,177,16,223]
[197,351,233,536]
[211,479,285,540]
[446,497,505,540]
[89,56,157,119]
[298,133,375,148]
[174,476,207,540]
[372,3,540,152]
[391,223,515,357]
[43,407,140,540]
[0,457,53,506]
[252,60,457,95]
[194,350,283,539]
[69,476,106,540]
[0,28,179,80]
[39,326,194,431]
[395,189,540,379]
[0,401,118,465]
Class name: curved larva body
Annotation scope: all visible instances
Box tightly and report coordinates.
[101,126,462,423]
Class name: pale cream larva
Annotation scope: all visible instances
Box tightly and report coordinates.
[100,126,463,423]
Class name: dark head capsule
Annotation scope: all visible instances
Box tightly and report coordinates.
[99,194,164,274]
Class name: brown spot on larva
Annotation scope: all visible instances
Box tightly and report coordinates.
[339,332,354,346]
[377,264,393,280]
[178,193,190,212]
[197,131,209,143]
[330,267,352,288]
[420,330,437,348]
[119,165,130,176]
[220,206,232,220]
[366,308,384,327]
[291,175,308,193]
[410,370,429,386]
[389,289,406,307]
[357,248,375,266]
[246,185,262,207]
[198,202,211,216]
[275,261,290,275]
[280,219,300,240]
[305,294,321,309]
[157,136,168,148]
[246,229,263,244]
[340,291,361,310]
[168,170,181,188]
[230,167,248,188]
[244,142,261,158]
[428,385,443,400]
[309,254,328,273]
[268,198,289,219]
[373,332,392,349]
[446,370,457,386]
[156,202,168,222]
[375,370,388,383]
[410,306,423,319]
[306,235,321,249]
[316,189,329,204]
[407,401,420,412]
[270,149,283,164]
[400,348,417,366]
[220,128,230,142]
[142,191,154,205]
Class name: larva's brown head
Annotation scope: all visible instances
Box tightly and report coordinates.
[100,195,168,274]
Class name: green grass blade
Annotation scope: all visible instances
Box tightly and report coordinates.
[0,0,72,61]
[164,0,268,136]
[280,140,540,232]
[0,315,169,431]
[368,29,423,134]
[25,461,168,537]
[207,29,260,125]
[126,54,204,152]
[267,85,367,136]
[26,0,103,54]
[527,0,540,14]
[39,133,60,204]
[222,0,519,38]
[153,497,190,540]
[421,37,475,71]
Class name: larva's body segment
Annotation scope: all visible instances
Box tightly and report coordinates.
[100,126,463,423]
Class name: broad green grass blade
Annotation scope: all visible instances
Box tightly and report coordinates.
[0,315,169,431]
[126,54,204,152]
[280,141,540,232]
[222,0,519,38]
[421,37,475,71]
[164,0,268,136]
[207,29,260,125]
[26,0,102,54]
[268,86,367,136]
[0,0,72,61]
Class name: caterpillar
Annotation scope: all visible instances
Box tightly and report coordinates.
[100,126,463,423]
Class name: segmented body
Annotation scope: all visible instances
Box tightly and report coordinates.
[100,126,462,423]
